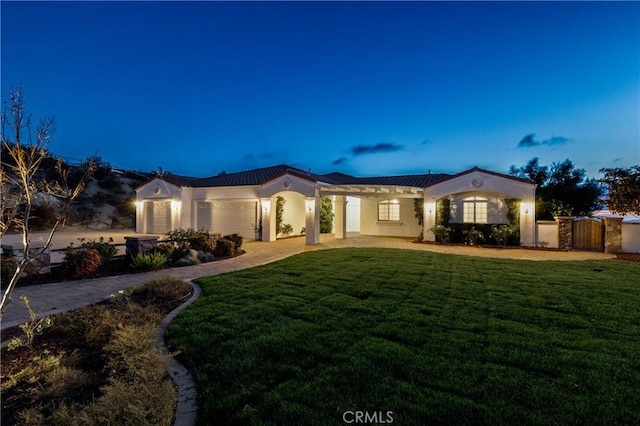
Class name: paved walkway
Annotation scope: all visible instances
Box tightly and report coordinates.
[0,234,614,331]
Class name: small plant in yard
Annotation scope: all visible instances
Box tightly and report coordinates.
[130,252,167,270]
[463,226,484,245]
[7,295,53,350]
[62,247,103,279]
[214,238,236,258]
[281,223,293,236]
[76,236,117,263]
[490,224,519,248]
[429,224,452,243]
[539,241,549,248]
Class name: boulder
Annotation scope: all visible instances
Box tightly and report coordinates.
[198,251,214,262]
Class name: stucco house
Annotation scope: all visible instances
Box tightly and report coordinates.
[135,164,536,245]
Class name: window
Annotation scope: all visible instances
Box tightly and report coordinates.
[463,197,487,223]
[378,200,400,221]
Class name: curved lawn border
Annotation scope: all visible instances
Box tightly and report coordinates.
[155,281,201,426]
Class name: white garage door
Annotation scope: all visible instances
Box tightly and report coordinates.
[147,201,171,234]
[196,202,213,232]
[211,202,257,239]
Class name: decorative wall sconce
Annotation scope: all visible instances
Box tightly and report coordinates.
[171,200,181,211]
[261,200,270,212]
[305,199,315,213]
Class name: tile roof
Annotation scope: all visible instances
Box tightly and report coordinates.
[146,164,533,189]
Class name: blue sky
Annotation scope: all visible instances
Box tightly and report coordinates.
[2,1,638,178]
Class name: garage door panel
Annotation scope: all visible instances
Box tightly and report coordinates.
[211,202,257,238]
[147,201,171,234]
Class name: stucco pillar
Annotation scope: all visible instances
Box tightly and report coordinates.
[334,195,347,239]
[603,217,623,254]
[135,200,145,233]
[260,198,276,242]
[181,187,193,229]
[305,195,320,245]
[423,194,436,242]
[519,200,535,247]
[555,216,574,250]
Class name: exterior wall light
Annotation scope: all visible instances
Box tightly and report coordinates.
[171,200,181,211]
[135,201,143,209]
[261,199,270,212]
[305,199,315,212]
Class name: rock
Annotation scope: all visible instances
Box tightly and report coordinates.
[175,252,201,267]
[198,251,214,262]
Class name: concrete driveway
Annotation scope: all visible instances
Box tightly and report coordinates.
[1,230,615,331]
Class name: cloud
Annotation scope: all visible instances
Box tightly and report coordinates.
[517,133,538,147]
[351,142,404,156]
[546,136,572,146]
[332,157,349,165]
[517,134,573,148]
[613,157,623,163]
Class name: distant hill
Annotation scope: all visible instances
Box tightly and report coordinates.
[24,155,154,230]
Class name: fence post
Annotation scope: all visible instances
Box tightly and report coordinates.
[125,236,158,258]
[603,217,623,254]
[555,216,574,250]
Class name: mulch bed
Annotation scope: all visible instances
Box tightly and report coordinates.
[1,282,193,424]
[615,253,640,264]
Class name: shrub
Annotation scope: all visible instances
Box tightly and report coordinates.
[62,247,103,279]
[1,257,17,285]
[490,224,519,247]
[223,233,243,252]
[76,237,117,264]
[214,238,236,258]
[129,277,191,304]
[130,252,167,270]
[281,224,293,235]
[463,227,485,245]
[166,228,216,253]
[429,224,453,243]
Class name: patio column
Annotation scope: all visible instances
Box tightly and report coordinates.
[334,195,347,239]
[423,192,436,242]
[135,200,145,233]
[305,195,320,245]
[261,198,277,242]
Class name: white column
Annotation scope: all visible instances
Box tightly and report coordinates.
[261,198,276,242]
[334,195,347,239]
[519,191,536,246]
[136,200,145,233]
[423,192,436,242]
[305,195,320,245]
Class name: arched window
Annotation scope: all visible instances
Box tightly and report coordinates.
[463,197,487,223]
[378,200,400,221]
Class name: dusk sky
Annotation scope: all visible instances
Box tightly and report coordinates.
[2,1,638,179]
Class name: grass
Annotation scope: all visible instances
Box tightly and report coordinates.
[166,248,640,425]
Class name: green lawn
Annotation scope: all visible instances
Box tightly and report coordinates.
[166,248,640,425]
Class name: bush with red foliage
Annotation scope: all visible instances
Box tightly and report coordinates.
[62,247,103,279]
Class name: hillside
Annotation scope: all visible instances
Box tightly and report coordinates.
[5,153,154,231]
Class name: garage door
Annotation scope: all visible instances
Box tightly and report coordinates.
[196,202,213,232]
[211,202,257,239]
[147,201,171,234]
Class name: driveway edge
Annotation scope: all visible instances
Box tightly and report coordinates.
[155,280,201,426]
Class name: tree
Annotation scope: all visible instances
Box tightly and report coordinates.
[319,196,334,233]
[0,85,94,318]
[600,166,640,215]
[509,158,603,219]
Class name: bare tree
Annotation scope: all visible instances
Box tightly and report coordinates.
[1,85,94,318]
